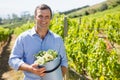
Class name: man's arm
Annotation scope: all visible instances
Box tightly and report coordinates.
[19,63,46,77]
[59,38,68,76]
[61,66,67,77]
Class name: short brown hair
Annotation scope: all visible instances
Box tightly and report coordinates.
[34,4,52,19]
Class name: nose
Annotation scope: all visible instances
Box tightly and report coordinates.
[41,17,46,20]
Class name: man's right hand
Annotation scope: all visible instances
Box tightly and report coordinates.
[30,63,46,77]
[19,63,46,77]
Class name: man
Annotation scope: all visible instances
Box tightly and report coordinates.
[9,4,68,80]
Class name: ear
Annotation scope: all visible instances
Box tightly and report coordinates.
[50,13,53,20]
[34,16,38,21]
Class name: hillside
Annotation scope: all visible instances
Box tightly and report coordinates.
[61,0,120,18]
[88,5,120,18]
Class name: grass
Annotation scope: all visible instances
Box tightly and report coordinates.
[88,5,120,18]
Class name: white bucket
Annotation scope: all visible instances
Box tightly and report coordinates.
[41,56,63,80]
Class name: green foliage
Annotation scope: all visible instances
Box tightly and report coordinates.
[98,3,108,11]
[0,27,11,42]
[64,8,120,79]
[49,13,65,37]
[107,0,120,9]
[14,21,34,36]
[8,7,120,79]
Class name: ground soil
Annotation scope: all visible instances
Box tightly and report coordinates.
[0,35,23,80]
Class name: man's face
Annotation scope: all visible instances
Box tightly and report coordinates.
[35,9,51,29]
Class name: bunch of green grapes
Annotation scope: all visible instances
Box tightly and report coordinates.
[34,50,58,65]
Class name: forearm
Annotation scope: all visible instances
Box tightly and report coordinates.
[19,63,33,72]
[61,66,67,77]
[19,63,46,77]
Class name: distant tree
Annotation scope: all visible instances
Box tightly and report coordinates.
[84,11,89,15]
[107,0,120,9]
[12,13,18,19]
[21,11,31,21]
[116,0,120,4]
[7,14,12,23]
[0,17,2,24]
[87,8,96,14]
[12,13,19,22]
[99,3,108,11]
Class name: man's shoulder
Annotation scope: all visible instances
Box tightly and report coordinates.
[49,31,64,43]
[49,30,61,38]
[18,29,32,38]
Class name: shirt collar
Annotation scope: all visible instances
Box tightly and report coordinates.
[31,27,37,36]
[31,27,52,36]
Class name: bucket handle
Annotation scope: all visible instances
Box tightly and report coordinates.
[44,55,62,73]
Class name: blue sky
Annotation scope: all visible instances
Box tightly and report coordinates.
[0,0,106,18]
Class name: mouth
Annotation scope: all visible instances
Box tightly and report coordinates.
[42,22,47,25]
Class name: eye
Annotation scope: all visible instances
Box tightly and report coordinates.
[37,15,50,20]
[45,16,50,19]
[38,15,43,19]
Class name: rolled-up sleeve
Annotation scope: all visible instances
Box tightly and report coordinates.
[8,35,25,70]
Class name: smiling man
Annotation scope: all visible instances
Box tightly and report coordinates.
[9,4,68,80]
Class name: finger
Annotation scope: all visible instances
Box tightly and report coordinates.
[40,67,46,70]
[32,63,39,68]
[38,67,46,72]
[40,73,46,77]
[39,68,46,77]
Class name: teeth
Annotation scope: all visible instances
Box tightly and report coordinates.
[42,22,46,24]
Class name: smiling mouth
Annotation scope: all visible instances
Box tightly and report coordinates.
[41,21,47,25]
[42,22,46,25]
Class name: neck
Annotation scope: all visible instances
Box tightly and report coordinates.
[35,27,48,39]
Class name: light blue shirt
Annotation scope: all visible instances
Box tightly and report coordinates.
[8,27,68,80]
